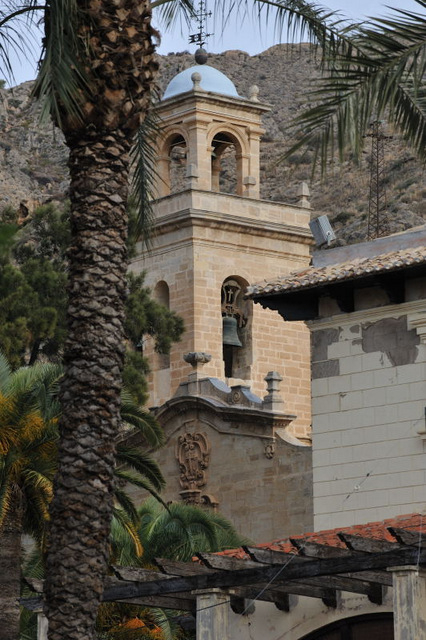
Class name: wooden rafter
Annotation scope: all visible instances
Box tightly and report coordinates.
[21,527,426,616]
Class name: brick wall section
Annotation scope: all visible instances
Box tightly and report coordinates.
[311,305,426,530]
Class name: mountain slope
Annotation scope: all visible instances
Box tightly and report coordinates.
[1,44,424,243]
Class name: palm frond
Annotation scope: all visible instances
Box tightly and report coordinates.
[113,485,139,524]
[152,0,195,30]
[115,448,165,492]
[112,508,144,560]
[114,469,167,507]
[138,498,248,563]
[110,511,144,565]
[120,392,164,449]
[0,1,42,84]
[281,0,426,168]
[130,110,161,249]
[148,608,176,640]
[0,351,11,392]
[32,0,92,126]
[0,477,13,529]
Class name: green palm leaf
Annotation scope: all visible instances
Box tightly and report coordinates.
[120,390,165,449]
[31,0,92,126]
[0,351,11,391]
[279,0,426,168]
[130,112,161,249]
[114,450,165,492]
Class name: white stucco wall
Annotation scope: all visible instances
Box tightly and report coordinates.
[310,300,426,531]
[227,590,393,639]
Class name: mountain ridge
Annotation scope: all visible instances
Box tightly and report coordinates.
[1,43,424,244]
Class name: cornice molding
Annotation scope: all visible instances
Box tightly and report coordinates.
[407,310,426,344]
[152,208,313,244]
[308,299,426,331]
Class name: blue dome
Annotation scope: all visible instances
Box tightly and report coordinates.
[163,65,239,100]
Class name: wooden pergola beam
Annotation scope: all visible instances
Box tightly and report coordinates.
[22,531,426,619]
[389,527,426,548]
[101,547,426,601]
[338,532,402,553]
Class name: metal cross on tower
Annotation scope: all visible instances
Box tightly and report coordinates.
[188,0,212,47]
[366,120,392,240]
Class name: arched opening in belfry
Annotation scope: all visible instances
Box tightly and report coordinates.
[168,134,187,194]
[221,276,252,380]
[211,133,239,195]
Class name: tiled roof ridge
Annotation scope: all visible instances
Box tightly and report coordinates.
[216,512,426,560]
[246,245,426,299]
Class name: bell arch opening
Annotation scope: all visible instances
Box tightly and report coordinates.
[158,133,188,196]
[211,132,240,195]
[221,276,252,380]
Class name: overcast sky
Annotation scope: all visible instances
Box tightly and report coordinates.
[6,0,423,87]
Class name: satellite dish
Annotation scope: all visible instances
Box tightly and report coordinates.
[309,215,336,247]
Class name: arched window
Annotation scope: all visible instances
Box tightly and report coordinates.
[221,276,252,380]
[211,132,239,195]
[301,614,394,640]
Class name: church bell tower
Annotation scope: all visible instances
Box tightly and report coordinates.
[131,53,313,439]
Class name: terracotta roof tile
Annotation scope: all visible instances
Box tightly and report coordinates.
[246,246,426,299]
[217,512,426,559]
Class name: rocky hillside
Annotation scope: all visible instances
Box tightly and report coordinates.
[1,44,425,243]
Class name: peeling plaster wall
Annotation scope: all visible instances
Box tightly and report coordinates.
[310,305,426,531]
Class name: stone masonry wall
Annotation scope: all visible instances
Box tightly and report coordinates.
[125,401,313,543]
[132,190,312,440]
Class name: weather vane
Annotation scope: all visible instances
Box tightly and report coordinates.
[188,0,212,48]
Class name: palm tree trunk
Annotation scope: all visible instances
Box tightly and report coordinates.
[42,0,158,634]
[0,492,23,640]
[44,129,130,640]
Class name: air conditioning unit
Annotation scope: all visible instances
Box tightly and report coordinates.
[309,215,336,247]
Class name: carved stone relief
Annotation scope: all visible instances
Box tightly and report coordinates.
[175,432,211,505]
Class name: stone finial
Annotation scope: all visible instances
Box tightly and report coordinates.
[184,352,212,368]
[263,371,284,411]
[184,352,212,395]
[195,47,208,65]
[297,181,311,209]
[249,85,260,102]
[191,71,203,91]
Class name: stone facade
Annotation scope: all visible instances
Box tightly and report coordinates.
[125,375,313,543]
[131,73,313,439]
[132,189,312,438]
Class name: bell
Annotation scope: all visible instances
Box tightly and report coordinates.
[222,315,242,347]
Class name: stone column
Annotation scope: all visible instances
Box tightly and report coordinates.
[195,588,230,640]
[389,565,426,640]
[37,611,48,640]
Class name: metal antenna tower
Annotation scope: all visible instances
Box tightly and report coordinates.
[366,120,392,240]
[188,0,212,47]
